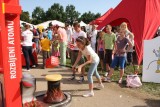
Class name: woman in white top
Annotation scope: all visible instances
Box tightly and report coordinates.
[72,36,104,97]
[21,24,36,71]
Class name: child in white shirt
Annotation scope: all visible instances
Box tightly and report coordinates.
[72,36,104,97]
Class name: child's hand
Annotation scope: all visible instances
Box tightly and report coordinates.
[39,46,42,51]
[69,43,75,49]
[72,65,76,71]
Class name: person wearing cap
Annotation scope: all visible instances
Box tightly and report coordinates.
[21,24,37,71]
[53,24,67,66]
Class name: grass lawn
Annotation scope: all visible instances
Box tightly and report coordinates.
[66,58,160,97]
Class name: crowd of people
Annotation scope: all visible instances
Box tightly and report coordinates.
[21,21,135,97]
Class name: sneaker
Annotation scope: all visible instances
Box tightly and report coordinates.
[103,77,111,82]
[94,83,104,89]
[32,65,36,68]
[78,76,84,83]
[69,75,75,80]
[23,69,30,72]
[104,72,108,77]
[118,79,123,84]
[82,91,94,97]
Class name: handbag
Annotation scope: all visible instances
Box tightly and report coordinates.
[126,64,142,88]
[46,56,59,68]
[126,75,142,88]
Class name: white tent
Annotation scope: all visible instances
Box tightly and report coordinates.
[51,20,65,27]
[80,21,87,27]
[35,21,50,29]
[20,20,35,29]
[36,20,65,29]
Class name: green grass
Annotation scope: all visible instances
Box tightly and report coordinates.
[66,58,72,67]
[140,82,160,97]
[66,58,160,97]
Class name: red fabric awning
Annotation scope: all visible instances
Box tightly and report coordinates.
[90,8,113,25]
[97,0,160,65]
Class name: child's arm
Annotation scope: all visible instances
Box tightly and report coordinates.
[57,32,62,40]
[102,40,105,52]
[55,42,59,47]
[39,40,42,51]
[80,55,92,67]
[77,55,92,73]
[49,40,52,46]
[113,42,117,54]
[126,39,133,52]
[103,40,106,55]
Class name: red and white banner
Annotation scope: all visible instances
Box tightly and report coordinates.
[0,0,22,107]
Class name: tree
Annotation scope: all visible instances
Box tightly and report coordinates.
[20,11,31,23]
[45,3,65,22]
[94,13,101,19]
[32,7,45,25]
[65,5,80,24]
[80,11,101,24]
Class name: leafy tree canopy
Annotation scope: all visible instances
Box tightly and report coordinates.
[20,3,101,25]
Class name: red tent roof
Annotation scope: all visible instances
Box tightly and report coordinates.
[90,8,113,25]
[97,0,160,65]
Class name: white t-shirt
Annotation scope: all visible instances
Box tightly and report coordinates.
[79,45,99,63]
[66,28,73,43]
[90,30,97,43]
[72,31,87,50]
[22,29,33,46]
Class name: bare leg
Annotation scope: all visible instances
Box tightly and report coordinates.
[97,78,102,84]
[100,60,104,70]
[108,68,114,78]
[72,69,76,75]
[119,69,124,79]
[106,64,110,71]
[81,67,85,76]
[89,83,93,91]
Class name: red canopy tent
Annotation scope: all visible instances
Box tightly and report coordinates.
[90,8,113,25]
[97,0,160,65]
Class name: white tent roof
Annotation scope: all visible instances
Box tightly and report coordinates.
[20,20,35,29]
[36,20,65,29]
[80,21,87,27]
[35,21,50,29]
